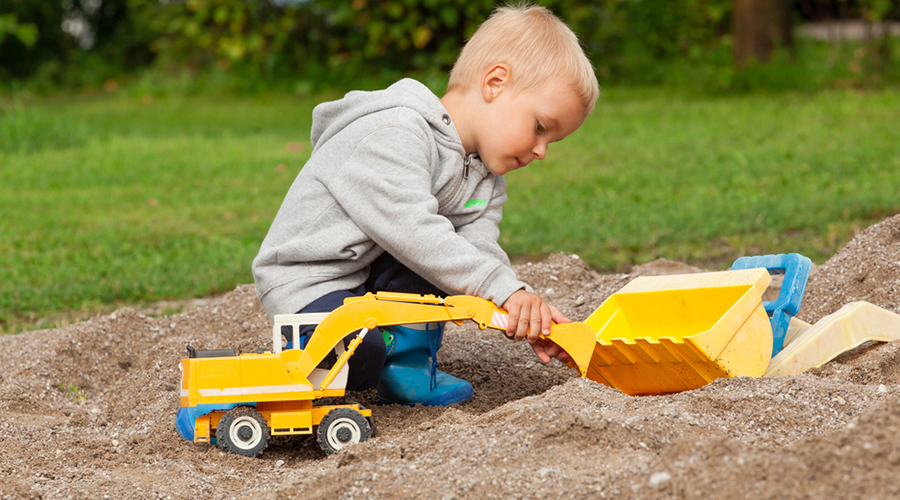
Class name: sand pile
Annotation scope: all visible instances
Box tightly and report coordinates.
[801,214,900,322]
[2,216,899,499]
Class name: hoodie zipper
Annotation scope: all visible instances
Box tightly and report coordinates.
[439,153,477,208]
[463,153,476,179]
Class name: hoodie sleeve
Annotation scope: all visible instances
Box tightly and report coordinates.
[321,121,526,306]
[454,177,533,298]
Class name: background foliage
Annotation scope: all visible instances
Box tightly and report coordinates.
[2,0,899,93]
[2,0,899,332]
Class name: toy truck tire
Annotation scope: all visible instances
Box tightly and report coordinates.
[216,406,269,457]
[349,401,376,437]
[316,407,372,454]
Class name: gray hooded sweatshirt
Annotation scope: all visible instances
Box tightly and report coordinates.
[252,79,527,320]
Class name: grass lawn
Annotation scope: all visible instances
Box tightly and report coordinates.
[1,86,898,332]
[504,87,900,268]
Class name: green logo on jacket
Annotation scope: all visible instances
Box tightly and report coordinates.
[465,199,487,208]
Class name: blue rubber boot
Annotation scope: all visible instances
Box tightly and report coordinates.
[176,403,238,443]
[377,322,473,406]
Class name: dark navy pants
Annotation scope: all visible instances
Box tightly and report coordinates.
[293,253,445,391]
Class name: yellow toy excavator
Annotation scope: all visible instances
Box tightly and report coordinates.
[179,291,598,457]
[179,270,775,457]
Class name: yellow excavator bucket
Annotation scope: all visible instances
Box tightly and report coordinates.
[567,269,773,395]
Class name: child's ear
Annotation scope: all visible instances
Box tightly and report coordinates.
[481,64,511,103]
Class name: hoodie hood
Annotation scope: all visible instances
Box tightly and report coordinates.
[311,79,461,154]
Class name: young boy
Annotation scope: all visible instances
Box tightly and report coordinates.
[252,4,599,406]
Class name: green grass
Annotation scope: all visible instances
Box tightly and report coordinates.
[502,87,900,270]
[2,86,899,332]
[0,92,322,331]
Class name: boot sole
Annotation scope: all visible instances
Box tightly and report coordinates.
[378,383,474,407]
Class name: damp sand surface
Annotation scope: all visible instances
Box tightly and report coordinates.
[3,215,900,499]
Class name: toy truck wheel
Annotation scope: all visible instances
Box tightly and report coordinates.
[348,401,375,437]
[317,407,372,454]
[216,406,269,457]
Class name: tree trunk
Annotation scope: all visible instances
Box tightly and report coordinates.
[732,0,793,66]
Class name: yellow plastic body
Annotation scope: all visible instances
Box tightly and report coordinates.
[764,301,900,377]
[180,292,558,443]
[181,352,317,409]
[181,272,783,439]
[192,402,372,441]
[580,269,773,395]
[292,293,476,380]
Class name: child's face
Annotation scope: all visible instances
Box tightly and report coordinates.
[474,81,586,177]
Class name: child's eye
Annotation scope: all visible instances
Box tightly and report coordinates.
[536,122,546,133]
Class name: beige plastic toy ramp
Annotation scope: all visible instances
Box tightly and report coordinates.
[764,301,900,377]
[580,268,773,396]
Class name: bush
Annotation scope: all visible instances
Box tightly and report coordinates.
[549,0,731,84]
[3,0,899,93]
[0,0,154,86]
[123,0,737,91]
[124,0,499,91]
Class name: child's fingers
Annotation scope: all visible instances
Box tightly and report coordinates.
[530,341,552,363]
[531,339,572,364]
[507,301,531,340]
[505,305,519,337]
[541,302,553,336]
[541,342,572,363]
[501,291,560,342]
[528,301,550,343]
[550,305,570,324]
[504,296,524,337]
[527,301,542,343]
[516,302,533,340]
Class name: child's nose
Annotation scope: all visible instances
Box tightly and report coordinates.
[532,143,546,160]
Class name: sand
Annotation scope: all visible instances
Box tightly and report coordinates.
[2,214,900,499]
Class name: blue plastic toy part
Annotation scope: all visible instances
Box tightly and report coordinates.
[731,253,812,357]
[176,403,244,443]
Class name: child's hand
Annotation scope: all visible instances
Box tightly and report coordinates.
[530,338,573,365]
[501,290,572,363]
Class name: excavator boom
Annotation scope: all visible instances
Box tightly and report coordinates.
[295,293,495,377]
[293,292,597,380]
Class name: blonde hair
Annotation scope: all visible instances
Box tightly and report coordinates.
[447,4,599,115]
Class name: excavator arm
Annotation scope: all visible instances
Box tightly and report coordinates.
[290,292,596,380]
[443,295,595,376]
